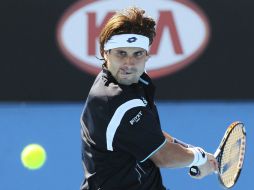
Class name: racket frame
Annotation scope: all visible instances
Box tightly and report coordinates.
[215,121,246,189]
[189,121,246,189]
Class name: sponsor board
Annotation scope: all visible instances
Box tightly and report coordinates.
[57,0,210,78]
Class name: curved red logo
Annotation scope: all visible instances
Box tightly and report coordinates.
[57,0,210,78]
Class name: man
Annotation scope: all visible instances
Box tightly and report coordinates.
[80,7,218,190]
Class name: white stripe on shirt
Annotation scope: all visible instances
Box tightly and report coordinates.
[106,99,146,151]
[140,139,167,163]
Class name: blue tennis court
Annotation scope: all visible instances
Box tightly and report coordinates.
[0,102,252,190]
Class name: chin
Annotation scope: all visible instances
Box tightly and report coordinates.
[118,80,133,85]
[118,78,138,85]
[117,75,137,85]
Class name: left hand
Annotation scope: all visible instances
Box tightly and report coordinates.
[190,152,219,179]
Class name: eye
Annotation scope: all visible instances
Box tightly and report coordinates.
[116,51,127,57]
[134,51,146,58]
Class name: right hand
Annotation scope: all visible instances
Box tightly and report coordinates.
[190,153,219,179]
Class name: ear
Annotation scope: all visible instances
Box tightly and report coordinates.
[103,51,108,61]
[144,54,150,63]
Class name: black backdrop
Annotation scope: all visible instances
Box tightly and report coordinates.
[1,0,254,101]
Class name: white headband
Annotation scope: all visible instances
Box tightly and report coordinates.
[104,34,150,51]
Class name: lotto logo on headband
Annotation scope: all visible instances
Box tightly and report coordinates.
[127,37,137,43]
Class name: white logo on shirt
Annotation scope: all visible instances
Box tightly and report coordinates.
[130,111,142,125]
[141,97,148,106]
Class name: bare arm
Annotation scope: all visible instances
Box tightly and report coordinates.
[150,131,194,168]
[150,131,218,179]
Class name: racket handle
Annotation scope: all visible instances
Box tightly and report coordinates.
[189,166,200,176]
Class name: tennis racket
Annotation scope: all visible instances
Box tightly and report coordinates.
[189,121,246,189]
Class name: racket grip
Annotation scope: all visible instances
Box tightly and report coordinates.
[189,166,200,176]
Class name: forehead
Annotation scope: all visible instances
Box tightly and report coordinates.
[111,47,146,53]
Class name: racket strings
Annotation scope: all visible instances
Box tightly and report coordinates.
[220,125,246,187]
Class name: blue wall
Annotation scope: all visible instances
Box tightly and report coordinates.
[0,102,253,190]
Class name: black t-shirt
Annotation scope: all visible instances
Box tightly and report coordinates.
[81,67,167,190]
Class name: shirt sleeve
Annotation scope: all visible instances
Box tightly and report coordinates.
[112,106,166,162]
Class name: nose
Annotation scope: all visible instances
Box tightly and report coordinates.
[124,56,135,66]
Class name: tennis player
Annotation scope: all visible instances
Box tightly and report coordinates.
[80,7,218,190]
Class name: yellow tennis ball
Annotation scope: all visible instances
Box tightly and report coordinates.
[21,144,47,170]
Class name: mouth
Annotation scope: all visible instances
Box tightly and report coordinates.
[117,69,139,84]
[120,69,133,76]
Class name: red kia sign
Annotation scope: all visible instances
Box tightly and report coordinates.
[57,0,210,78]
